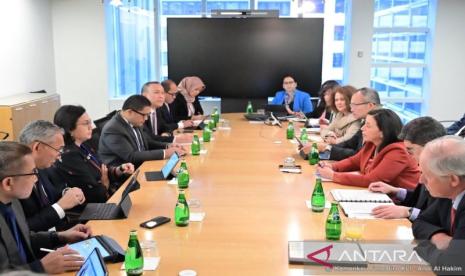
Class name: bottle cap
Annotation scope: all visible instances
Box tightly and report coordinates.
[179,269,197,276]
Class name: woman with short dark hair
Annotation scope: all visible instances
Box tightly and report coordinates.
[317,108,420,189]
[53,105,134,203]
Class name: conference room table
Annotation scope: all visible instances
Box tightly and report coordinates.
[74,113,431,275]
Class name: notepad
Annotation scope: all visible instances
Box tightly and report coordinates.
[331,189,394,219]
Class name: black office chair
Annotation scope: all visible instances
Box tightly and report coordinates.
[87,110,118,150]
[1,131,9,140]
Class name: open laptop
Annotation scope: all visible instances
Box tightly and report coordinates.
[265,104,288,117]
[78,171,140,221]
[76,248,108,276]
[145,152,179,181]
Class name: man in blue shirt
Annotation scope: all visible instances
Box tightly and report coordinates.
[271,75,313,114]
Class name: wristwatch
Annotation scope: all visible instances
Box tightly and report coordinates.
[407,207,413,219]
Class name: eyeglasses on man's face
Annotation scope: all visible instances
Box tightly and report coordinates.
[35,140,64,154]
[350,102,370,108]
[131,109,151,118]
[3,168,39,178]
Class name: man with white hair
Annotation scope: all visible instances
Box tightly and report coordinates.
[413,135,465,271]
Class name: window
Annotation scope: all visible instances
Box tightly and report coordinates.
[371,0,432,122]
[105,1,156,98]
[105,0,347,98]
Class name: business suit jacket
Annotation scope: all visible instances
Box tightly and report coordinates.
[98,112,168,168]
[402,184,436,211]
[158,103,178,133]
[19,169,67,232]
[329,128,364,161]
[171,94,204,122]
[271,89,313,113]
[54,143,126,203]
[142,112,174,143]
[0,200,56,272]
[413,196,465,270]
[332,142,420,189]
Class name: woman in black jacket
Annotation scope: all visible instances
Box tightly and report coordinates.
[171,76,205,122]
[53,105,134,203]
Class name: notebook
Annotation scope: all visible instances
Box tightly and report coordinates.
[331,189,394,219]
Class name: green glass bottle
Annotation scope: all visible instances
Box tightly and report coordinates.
[326,202,342,240]
[124,230,144,276]
[203,126,211,142]
[300,128,308,143]
[175,190,190,227]
[311,175,325,212]
[212,107,220,126]
[246,101,253,114]
[286,122,295,139]
[309,142,319,165]
[208,120,216,131]
[177,160,190,189]
[191,135,200,155]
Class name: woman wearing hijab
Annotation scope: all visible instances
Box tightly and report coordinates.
[171,76,206,122]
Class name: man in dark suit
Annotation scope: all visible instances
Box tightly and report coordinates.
[98,95,186,168]
[161,79,194,133]
[369,116,446,220]
[18,121,85,232]
[300,87,381,160]
[412,136,465,271]
[140,81,192,143]
[0,141,91,273]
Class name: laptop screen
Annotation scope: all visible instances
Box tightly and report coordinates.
[77,248,108,276]
[162,152,180,178]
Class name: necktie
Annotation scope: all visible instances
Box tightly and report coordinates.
[450,206,457,235]
[151,112,158,135]
[3,206,28,263]
[35,177,50,207]
[165,104,173,122]
[133,127,145,151]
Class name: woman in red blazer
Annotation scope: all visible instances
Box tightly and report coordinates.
[317,108,420,189]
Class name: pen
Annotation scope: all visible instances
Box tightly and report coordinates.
[40,248,55,253]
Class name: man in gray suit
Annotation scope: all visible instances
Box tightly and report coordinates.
[99,95,186,168]
[0,141,92,273]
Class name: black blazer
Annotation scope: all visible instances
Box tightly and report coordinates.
[19,169,68,232]
[402,184,436,211]
[171,94,204,122]
[328,128,364,161]
[413,195,465,270]
[0,200,57,272]
[142,112,174,143]
[98,112,168,167]
[158,104,178,133]
[54,143,127,203]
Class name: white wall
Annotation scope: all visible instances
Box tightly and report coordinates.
[427,0,465,120]
[343,0,374,88]
[0,0,56,97]
[51,0,109,119]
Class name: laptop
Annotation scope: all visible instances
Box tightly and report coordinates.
[76,248,108,276]
[145,152,179,181]
[78,171,140,221]
[265,104,288,117]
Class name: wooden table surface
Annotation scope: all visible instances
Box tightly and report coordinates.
[74,113,428,276]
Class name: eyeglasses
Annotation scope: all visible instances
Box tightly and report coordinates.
[131,109,151,118]
[350,102,370,107]
[35,140,64,154]
[283,81,295,85]
[4,168,39,178]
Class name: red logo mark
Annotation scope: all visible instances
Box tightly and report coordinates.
[306,244,333,269]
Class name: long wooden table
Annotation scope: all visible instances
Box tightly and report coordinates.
[80,113,424,275]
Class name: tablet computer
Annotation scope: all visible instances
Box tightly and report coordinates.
[76,248,108,276]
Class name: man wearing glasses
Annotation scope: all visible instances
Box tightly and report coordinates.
[140,81,192,142]
[18,121,85,232]
[99,95,186,168]
[160,79,194,133]
[0,141,91,274]
[301,87,381,161]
